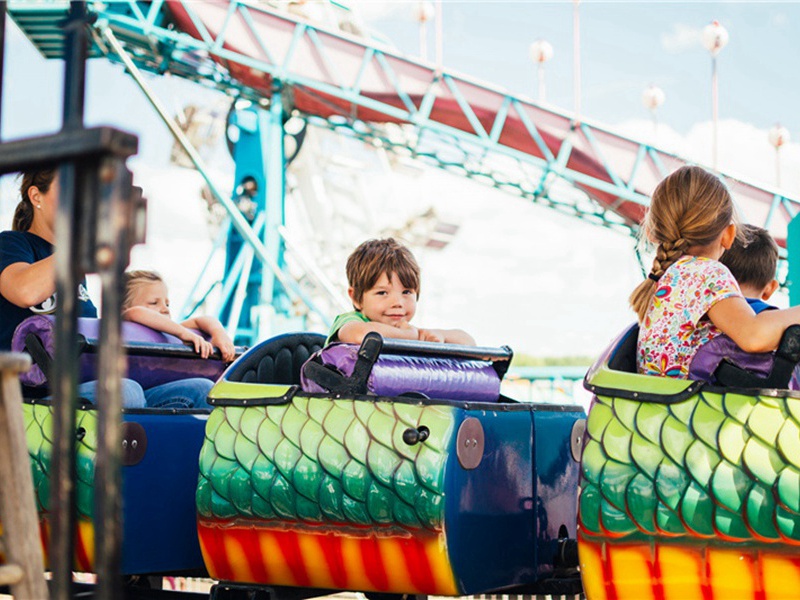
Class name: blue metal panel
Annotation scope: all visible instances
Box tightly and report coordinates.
[532,407,584,578]
[120,412,208,575]
[444,406,537,594]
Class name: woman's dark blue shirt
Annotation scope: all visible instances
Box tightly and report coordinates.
[0,230,97,350]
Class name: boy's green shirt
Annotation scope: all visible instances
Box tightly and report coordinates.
[326,310,369,345]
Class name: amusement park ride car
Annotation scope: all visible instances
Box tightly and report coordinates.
[2,2,800,600]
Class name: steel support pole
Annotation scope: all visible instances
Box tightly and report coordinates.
[263,85,288,326]
[100,26,326,326]
[711,55,719,170]
[788,215,800,306]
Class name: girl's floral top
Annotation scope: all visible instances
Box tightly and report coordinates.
[637,255,742,378]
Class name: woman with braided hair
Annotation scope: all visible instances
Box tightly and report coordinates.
[632,166,800,378]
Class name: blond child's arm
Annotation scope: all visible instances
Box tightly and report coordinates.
[337,319,420,345]
[182,315,236,362]
[123,306,214,358]
[708,296,800,353]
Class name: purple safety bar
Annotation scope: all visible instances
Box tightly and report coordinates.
[300,342,501,401]
[689,333,800,389]
[12,315,227,389]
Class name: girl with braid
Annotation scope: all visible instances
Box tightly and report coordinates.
[631,166,800,378]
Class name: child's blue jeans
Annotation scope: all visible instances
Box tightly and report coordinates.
[76,377,213,409]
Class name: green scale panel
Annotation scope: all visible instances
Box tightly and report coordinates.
[197,397,457,532]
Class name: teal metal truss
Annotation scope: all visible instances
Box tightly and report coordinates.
[10,0,800,325]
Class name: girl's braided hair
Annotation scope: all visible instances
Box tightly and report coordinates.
[630,166,738,322]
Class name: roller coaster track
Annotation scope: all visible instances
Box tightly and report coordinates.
[10,0,800,246]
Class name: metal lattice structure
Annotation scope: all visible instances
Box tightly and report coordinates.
[10,0,800,339]
[12,1,800,238]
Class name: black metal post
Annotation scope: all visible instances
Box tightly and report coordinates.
[0,2,6,135]
[93,158,134,600]
[50,3,89,599]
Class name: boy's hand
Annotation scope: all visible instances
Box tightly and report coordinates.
[394,320,420,340]
[179,328,214,358]
[418,328,445,343]
[211,330,236,362]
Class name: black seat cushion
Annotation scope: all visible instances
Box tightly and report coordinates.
[608,324,639,374]
[225,332,325,385]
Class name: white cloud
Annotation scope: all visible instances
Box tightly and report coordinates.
[771,11,789,28]
[351,0,409,23]
[660,23,703,54]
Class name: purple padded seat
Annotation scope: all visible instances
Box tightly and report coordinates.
[12,315,227,389]
[300,342,501,402]
[689,334,773,383]
[689,333,800,389]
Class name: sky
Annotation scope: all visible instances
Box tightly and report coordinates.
[1,1,799,358]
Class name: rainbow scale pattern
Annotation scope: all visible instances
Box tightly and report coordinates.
[197,397,455,531]
[0,404,98,571]
[579,389,800,544]
[23,404,97,521]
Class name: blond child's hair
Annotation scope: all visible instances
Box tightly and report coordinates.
[123,270,165,311]
[346,238,420,306]
[630,166,739,322]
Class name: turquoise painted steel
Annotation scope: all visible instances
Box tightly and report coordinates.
[788,214,800,306]
[9,0,800,318]
[264,84,289,321]
[223,105,272,344]
[12,0,797,241]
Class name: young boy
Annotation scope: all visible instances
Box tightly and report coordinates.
[328,238,475,346]
[720,224,780,314]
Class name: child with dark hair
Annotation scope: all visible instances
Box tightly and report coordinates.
[720,224,780,314]
[328,237,475,346]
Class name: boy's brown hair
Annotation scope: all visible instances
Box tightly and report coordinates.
[123,269,165,311]
[720,224,778,290]
[346,238,420,305]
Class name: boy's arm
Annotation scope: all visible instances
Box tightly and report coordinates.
[182,315,236,362]
[123,306,214,358]
[419,328,477,346]
[337,320,420,345]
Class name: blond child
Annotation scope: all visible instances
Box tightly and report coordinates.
[123,270,235,361]
[631,166,800,378]
[328,238,475,346]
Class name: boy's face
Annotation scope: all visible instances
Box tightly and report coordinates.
[350,271,417,327]
[129,281,171,316]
